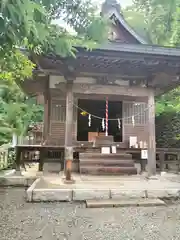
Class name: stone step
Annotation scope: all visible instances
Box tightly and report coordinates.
[80,153,132,160]
[86,199,166,208]
[80,159,135,167]
[80,166,137,175]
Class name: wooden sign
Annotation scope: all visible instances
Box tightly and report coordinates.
[111,146,117,154]
[129,136,137,148]
[141,150,148,159]
[101,147,110,154]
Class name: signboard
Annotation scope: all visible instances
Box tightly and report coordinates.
[129,136,137,148]
[101,147,110,154]
[141,150,148,159]
[111,146,117,154]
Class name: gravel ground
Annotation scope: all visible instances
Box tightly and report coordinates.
[0,188,180,240]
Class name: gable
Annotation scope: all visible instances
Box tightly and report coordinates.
[109,16,141,44]
[101,0,147,44]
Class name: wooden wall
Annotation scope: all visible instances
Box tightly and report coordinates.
[48,91,77,145]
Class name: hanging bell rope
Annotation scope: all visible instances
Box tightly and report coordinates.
[105,97,108,136]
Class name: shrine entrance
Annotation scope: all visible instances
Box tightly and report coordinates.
[77,99,123,142]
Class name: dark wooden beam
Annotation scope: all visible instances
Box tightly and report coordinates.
[72,83,149,97]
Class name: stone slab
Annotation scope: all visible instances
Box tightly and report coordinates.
[26,178,41,202]
[32,189,73,202]
[43,163,62,174]
[111,189,146,199]
[0,176,36,186]
[147,189,180,199]
[0,169,15,177]
[86,199,166,208]
[73,189,110,201]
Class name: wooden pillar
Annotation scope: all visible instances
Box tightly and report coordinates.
[159,151,165,172]
[42,77,50,145]
[39,147,45,172]
[15,146,21,173]
[147,89,156,176]
[64,82,74,181]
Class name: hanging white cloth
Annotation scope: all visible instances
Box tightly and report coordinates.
[132,115,135,127]
[118,119,121,129]
[102,118,105,131]
[88,114,91,127]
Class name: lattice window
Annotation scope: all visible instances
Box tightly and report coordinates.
[51,99,66,122]
[51,99,77,122]
[123,102,148,125]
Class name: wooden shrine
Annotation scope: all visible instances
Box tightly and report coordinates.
[18,0,180,179]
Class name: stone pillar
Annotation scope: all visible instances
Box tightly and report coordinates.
[147,89,156,176]
[64,82,74,182]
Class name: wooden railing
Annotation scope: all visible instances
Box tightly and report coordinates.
[156,148,180,173]
[17,135,43,146]
[14,145,180,173]
[0,148,14,170]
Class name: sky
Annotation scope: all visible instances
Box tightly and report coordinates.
[53,0,133,31]
[121,0,133,7]
[93,0,133,7]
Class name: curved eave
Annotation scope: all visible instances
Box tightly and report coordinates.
[106,9,147,44]
[90,43,180,58]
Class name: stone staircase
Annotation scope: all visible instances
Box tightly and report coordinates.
[79,152,137,175]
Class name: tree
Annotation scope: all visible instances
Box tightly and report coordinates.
[0,0,108,59]
[0,82,43,144]
[122,6,151,42]
[156,87,180,115]
[170,3,180,46]
[0,0,108,85]
[0,0,108,144]
[133,0,177,45]
[132,0,180,146]
[126,1,180,110]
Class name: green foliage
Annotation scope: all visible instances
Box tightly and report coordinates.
[156,87,180,116]
[0,82,43,144]
[124,1,180,115]
[170,4,180,46]
[0,0,108,56]
[0,0,108,144]
[0,49,35,83]
[126,1,180,146]
[0,0,108,83]
[122,7,151,43]
[156,112,180,148]
[133,0,177,45]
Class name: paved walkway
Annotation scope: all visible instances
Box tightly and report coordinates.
[2,166,180,201]
[27,173,180,202]
[37,173,180,189]
[1,188,180,240]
